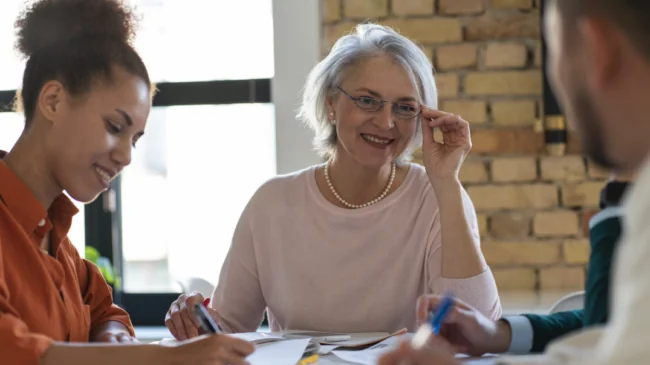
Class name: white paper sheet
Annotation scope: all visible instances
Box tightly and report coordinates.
[246,338,311,365]
[230,332,286,344]
[320,345,340,354]
[331,335,407,364]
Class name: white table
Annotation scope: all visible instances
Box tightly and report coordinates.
[317,354,498,364]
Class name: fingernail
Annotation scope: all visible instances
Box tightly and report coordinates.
[203,298,210,307]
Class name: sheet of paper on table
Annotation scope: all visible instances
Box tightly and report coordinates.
[247,338,311,365]
[285,328,407,348]
[156,336,310,365]
[330,334,410,364]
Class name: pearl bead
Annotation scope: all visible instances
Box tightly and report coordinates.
[324,162,396,209]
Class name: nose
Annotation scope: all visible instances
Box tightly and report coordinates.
[111,137,132,167]
[373,103,395,130]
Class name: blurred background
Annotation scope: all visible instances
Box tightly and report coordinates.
[0,0,603,334]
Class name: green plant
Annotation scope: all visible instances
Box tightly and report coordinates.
[85,246,121,289]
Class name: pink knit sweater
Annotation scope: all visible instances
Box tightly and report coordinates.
[211,163,501,333]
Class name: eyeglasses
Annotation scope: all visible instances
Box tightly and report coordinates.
[336,86,422,120]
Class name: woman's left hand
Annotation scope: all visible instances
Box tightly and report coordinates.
[420,108,472,184]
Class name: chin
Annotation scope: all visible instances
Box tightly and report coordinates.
[64,186,103,204]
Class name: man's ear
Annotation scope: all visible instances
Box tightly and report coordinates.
[578,17,622,90]
[37,80,67,123]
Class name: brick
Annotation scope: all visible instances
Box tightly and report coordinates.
[533,210,579,237]
[489,0,534,9]
[540,267,585,290]
[534,41,542,67]
[561,181,604,207]
[477,214,488,236]
[490,212,531,238]
[343,0,388,18]
[439,0,484,15]
[435,73,459,98]
[483,241,561,265]
[391,0,434,15]
[564,239,590,264]
[324,0,341,22]
[423,47,434,64]
[484,42,528,69]
[441,100,486,123]
[459,159,488,183]
[466,12,540,41]
[325,22,358,48]
[493,268,537,291]
[384,18,462,44]
[587,159,610,179]
[491,157,537,182]
[436,44,478,70]
[468,184,558,210]
[465,71,542,95]
[491,100,537,125]
[471,128,544,154]
[581,209,598,236]
[540,156,586,182]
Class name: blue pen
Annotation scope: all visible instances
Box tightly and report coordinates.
[410,294,454,349]
[430,294,454,335]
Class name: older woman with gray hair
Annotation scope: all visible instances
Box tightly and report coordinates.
[165,23,501,339]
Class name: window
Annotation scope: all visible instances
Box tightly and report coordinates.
[0,113,86,254]
[0,1,25,91]
[120,104,276,293]
[132,0,275,83]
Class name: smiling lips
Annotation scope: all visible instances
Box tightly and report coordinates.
[361,133,395,146]
[94,164,116,187]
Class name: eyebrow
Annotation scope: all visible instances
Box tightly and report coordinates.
[354,87,418,102]
[115,108,133,126]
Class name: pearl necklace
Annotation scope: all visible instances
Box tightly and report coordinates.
[324,162,396,209]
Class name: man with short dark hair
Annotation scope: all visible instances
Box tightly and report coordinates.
[379,0,650,363]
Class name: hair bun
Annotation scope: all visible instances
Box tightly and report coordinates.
[14,0,139,58]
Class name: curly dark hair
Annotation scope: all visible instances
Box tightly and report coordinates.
[13,0,152,122]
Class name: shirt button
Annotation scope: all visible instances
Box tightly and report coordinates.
[38,219,46,227]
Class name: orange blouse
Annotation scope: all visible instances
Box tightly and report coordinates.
[0,158,134,365]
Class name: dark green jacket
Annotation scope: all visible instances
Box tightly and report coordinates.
[523,208,622,352]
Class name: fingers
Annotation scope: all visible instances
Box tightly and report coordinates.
[217,335,256,357]
[115,333,138,344]
[169,301,190,340]
[420,115,435,144]
[377,341,411,365]
[416,295,474,326]
[180,334,254,365]
[165,292,205,340]
[182,292,206,328]
[378,341,460,365]
[429,116,468,139]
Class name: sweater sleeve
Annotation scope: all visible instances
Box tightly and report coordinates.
[583,209,622,325]
[522,310,585,353]
[427,189,502,321]
[211,201,267,333]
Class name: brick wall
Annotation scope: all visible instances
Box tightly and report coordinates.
[322,0,608,291]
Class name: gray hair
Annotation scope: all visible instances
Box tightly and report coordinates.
[297,23,438,161]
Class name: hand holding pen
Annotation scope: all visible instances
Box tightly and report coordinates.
[165,292,223,340]
[378,294,460,365]
[413,295,512,356]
